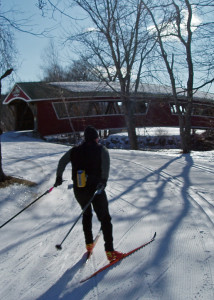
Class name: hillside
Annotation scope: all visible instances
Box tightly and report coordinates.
[0,131,214,300]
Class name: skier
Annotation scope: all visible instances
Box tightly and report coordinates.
[54,125,123,262]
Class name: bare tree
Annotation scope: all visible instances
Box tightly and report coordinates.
[0,3,17,181]
[41,41,99,81]
[65,58,100,81]
[141,0,214,153]
[38,0,155,150]
[0,3,17,117]
[0,1,53,182]
[41,40,67,81]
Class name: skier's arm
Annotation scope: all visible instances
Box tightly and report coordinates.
[101,146,110,183]
[55,149,72,184]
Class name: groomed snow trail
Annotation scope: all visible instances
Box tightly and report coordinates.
[0,132,214,300]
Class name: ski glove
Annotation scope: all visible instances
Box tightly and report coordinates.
[54,176,62,187]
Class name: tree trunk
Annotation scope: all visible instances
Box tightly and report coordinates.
[0,133,6,182]
[179,109,192,154]
[180,127,191,154]
[123,97,138,150]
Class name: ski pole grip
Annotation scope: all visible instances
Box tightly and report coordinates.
[48,187,54,193]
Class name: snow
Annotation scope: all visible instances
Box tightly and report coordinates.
[50,82,214,101]
[0,130,214,300]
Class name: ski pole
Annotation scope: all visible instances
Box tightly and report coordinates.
[55,188,103,250]
[0,186,54,229]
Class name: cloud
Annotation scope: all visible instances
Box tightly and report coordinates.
[85,27,98,32]
[149,7,202,41]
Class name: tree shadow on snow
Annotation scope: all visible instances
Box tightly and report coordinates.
[38,255,123,300]
[37,253,88,300]
[108,154,185,219]
[122,153,194,299]
[146,154,193,257]
[37,153,194,299]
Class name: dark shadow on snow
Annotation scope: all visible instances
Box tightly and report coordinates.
[37,253,87,300]
[37,153,194,299]
[37,255,123,300]
[123,153,194,299]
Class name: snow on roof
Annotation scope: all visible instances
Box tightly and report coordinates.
[4,81,214,104]
[50,81,214,101]
[50,81,173,95]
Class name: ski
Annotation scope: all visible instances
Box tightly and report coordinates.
[80,232,156,283]
[72,229,102,282]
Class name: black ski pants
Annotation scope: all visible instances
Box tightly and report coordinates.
[74,186,114,251]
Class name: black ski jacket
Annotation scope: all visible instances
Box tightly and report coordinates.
[56,141,110,188]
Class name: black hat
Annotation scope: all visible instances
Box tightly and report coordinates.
[84,126,99,142]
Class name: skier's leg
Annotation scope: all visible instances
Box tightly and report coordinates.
[74,188,94,244]
[92,191,114,251]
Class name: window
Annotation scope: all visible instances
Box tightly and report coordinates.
[170,103,186,115]
[53,99,149,119]
[170,102,214,117]
[192,104,214,117]
[53,100,122,119]
[134,101,148,115]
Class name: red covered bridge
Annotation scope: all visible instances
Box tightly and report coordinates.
[3,81,214,136]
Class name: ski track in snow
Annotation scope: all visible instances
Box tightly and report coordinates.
[112,154,214,228]
[0,132,214,300]
[108,152,214,300]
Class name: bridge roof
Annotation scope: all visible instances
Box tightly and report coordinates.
[3,81,214,104]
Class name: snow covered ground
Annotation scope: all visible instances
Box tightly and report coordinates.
[0,131,214,300]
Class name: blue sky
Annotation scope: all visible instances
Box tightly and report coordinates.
[2,0,80,93]
[1,1,214,95]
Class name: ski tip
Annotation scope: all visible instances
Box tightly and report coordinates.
[153,232,157,239]
[55,244,62,250]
